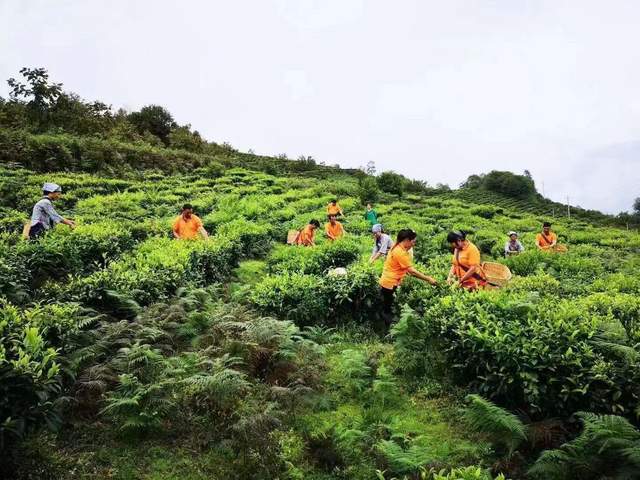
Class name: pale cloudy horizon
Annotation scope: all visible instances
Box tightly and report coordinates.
[2,0,639,213]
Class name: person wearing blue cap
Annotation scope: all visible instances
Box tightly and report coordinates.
[369,224,393,263]
[27,182,76,239]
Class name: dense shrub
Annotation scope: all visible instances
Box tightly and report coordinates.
[0,130,216,174]
[463,171,536,198]
[17,222,135,284]
[470,205,500,219]
[63,235,241,310]
[251,264,379,326]
[266,239,362,275]
[0,301,86,450]
[392,291,640,419]
[377,171,405,196]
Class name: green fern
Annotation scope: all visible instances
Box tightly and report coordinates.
[464,394,527,457]
[528,412,640,480]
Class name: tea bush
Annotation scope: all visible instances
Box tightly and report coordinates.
[0,300,87,449]
[266,238,362,275]
[62,234,242,310]
[11,222,136,294]
[251,263,380,326]
[392,291,640,418]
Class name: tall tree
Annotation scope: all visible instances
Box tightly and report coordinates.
[128,105,177,146]
[7,67,62,130]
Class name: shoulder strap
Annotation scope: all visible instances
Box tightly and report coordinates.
[541,233,552,245]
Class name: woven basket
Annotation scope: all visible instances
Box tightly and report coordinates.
[286,229,299,245]
[553,244,568,253]
[482,262,512,287]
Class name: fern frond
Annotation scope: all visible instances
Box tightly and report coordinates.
[464,394,526,456]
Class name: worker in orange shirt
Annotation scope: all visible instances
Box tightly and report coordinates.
[325,214,345,241]
[536,222,557,250]
[326,199,344,218]
[172,204,209,240]
[379,229,438,329]
[446,231,486,290]
[295,219,321,246]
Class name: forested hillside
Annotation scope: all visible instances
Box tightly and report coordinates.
[2,69,640,480]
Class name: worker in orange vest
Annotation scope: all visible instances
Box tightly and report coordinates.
[326,199,344,218]
[446,231,487,290]
[536,222,557,250]
[295,219,321,246]
[173,204,209,240]
[379,229,437,328]
[325,214,345,241]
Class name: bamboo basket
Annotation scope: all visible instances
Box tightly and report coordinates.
[286,229,299,245]
[553,244,568,253]
[482,262,512,287]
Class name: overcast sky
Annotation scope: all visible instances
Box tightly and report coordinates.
[2,0,639,213]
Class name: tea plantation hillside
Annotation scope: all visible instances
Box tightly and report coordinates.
[2,68,640,479]
[2,162,640,480]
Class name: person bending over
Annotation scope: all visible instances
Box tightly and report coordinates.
[325,214,345,241]
[370,224,393,263]
[447,230,487,290]
[379,229,437,329]
[296,219,321,246]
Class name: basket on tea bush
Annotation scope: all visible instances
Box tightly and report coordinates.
[482,262,512,287]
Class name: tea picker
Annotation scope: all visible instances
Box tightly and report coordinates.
[369,224,393,263]
[24,182,76,240]
[446,231,487,290]
[290,219,321,246]
[504,231,524,256]
[536,222,568,253]
[172,204,209,240]
[379,229,438,330]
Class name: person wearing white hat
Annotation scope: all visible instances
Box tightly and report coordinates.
[28,182,75,239]
[504,231,524,256]
[369,224,393,263]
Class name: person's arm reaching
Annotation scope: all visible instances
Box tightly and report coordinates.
[458,265,478,285]
[371,237,390,262]
[44,201,75,228]
[408,267,438,285]
[199,226,209,239]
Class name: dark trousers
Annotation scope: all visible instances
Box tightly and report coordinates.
[380,286,396,329]
[28,223,46,240]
